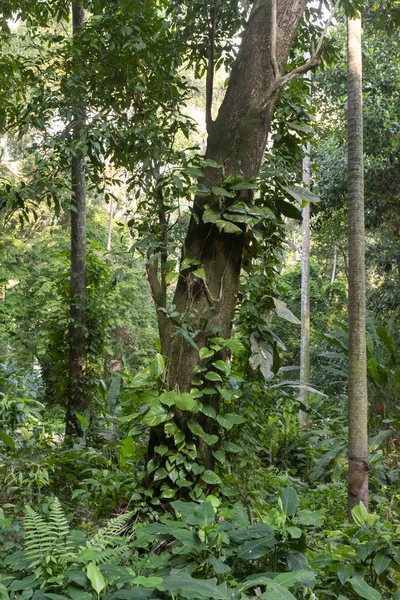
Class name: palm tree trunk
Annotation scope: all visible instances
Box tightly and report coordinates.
[347,14,369,516]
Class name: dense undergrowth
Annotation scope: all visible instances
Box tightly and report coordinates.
[0,347,399,600]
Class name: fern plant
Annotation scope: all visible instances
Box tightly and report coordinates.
[9,497,133,586]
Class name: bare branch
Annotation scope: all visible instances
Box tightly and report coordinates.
[261,0,341,110]
[270,0,279,80]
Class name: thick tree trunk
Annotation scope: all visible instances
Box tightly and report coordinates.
[299,144,311,429]
[164,0,307,383]
[147,1,308,468]
[347,15,369,516]
[66,1,87,438]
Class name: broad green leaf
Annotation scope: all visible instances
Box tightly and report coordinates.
[87,562,106,595]
[212,186,235,198]
[200,404,217,418]
[150,353,165,377]
[222,441,242,453]
[181,258,200,270]
[205,371,223,382]
[231,181,258,190]
[224,338,246,353]
[273,298,300,325]
[199,347,214,359]
[176,477,193,487]
[282,184,320,205]
[182,166,204,178]
[238,535,278,559]
[193,268,206,281]
[192,463,205,475]
[132,576,163,589]
[376,326,397,354]
[201,158,221,168]
[154,445,169,456]
[0,430,15,450]
[212,450,226,464]
[349,578,382,600]
[202,433,219,445]
[207,555,231,574]
[188,419,205,437]
[212,360,230,374]
[142,403,172,426]
[161,574,229,600]
[201,470,222,485]
[107,375,121,412]
[215,220,242,234]
[280,487,299,517]
[286,526,302,539]
[216,413,246,430]
[153,468,168,481]
[192,501,216,527]
[337,564,354,584]
[9,576,37,591]
[203,209,220,224]
[373,553,390,575]
[274,570,315,588]
[159,391,180,406]
[175,393,198,411]
[275,198,302,220]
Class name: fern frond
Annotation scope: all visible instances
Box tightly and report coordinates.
[48,497,70,541]
[24,505,57,561]
[87,545,129,565]
[86,512,133,551]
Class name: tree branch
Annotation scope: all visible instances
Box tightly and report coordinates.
[261,0,341,110]
[270,0,279,80]
[146,258,165,308]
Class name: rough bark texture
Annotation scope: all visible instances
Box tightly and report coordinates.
[66,1,87,438]
[161,0,308,393]
[299,144,311,429]
[347,16,369,516]
[145,1,310,471]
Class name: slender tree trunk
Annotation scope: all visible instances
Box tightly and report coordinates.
[107,196,114,252]
[66,1,87,438]
[299,143,311,428]
[330,246,337,285]
[347,15,369,516]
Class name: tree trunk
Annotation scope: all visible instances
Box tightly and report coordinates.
[347,15,369,516]
[148,0,309,469]
[299,143,311,429]
[107,196,114,252]
[66,1,87,438]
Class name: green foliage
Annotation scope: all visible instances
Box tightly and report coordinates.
[1,497,133,598]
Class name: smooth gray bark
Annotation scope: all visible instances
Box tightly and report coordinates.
[299,143,311,428]
[347,15,369,516]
